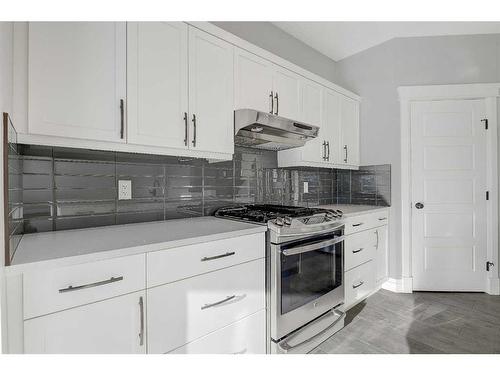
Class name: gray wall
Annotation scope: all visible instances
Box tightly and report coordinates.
[335,33,500,278]
[211,22,337,82]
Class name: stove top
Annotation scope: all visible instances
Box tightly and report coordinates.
[214,204,343,225]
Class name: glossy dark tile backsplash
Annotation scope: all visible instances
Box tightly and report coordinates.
[9,145,390,235]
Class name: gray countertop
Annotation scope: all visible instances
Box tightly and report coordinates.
[315,204,390,217]
[8,217,266,274]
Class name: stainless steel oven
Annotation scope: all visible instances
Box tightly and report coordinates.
[269,224,345,352]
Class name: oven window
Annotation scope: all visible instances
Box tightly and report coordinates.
[280,234,342,315]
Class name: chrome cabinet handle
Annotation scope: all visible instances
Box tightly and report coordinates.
[58,276,123,293]
[352,248,363,254]
[352,222,363,227]
[191,114,197,147]
[201,295,236,310]
[378,217,387,221]
[201,251,235,262]
[343,145,348,163]
[322,141,326,160]
[183,112,188,146]
[353,281,364,289]
[274,92,279,115]
[120,99,125,139]
[326,141,330,161]
[375,229,379,249]
[139,296,144,346]
[269,91,274,114]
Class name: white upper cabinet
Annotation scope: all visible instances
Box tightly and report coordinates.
[234,47,273,113]
[188,27,234,155]
[322,88,342,164]
[271,66,301,119]
[28,22,126,142]
[127,22,189,149]
[340,95,360,167]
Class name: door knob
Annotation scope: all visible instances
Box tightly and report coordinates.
[415,202,424,209]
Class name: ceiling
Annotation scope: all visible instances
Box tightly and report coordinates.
[272,22,500,61]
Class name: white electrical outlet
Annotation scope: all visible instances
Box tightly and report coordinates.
[118,180,132,200]
[303,181,309,193]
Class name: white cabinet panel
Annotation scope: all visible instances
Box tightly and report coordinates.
[344,229,377,272]
[344,260,375,309]
[127,22,188,148]
[28,22,126,142]
[323,89,341,164]
[234,47,273,113]
[147,258,265,354]
[169,310,266,354]
[24,291,146,354]
[272,66,301,119]
[375,225,388,283]
[340,95,360,167]
[188,27,234,154]
[298,80,325,164]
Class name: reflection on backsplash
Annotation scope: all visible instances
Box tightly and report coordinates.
[9,144,390,234]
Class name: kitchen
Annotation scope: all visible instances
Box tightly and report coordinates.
[1,2,500,367]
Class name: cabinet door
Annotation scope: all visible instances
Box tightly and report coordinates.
[376,225,389,283]
[272,65,300,119]
[127,22,188,148]
[298,79,325,163]
[323,89,341,164]
[340,95,360,166]
[28,22,126,142]
[24,291,146,354]
[234,47,273,113]
[188,27,234,155]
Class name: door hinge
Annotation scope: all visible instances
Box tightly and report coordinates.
[481,118,489,130]
[486,261,495,271]
[486,191,490,200]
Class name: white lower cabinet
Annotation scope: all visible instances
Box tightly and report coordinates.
[344,260,376,309]
[375,225,389,283]
[169,310,266,354]
[147,258,265,354]
[24,291,146,354]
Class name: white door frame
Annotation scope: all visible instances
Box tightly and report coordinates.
[398,83,500,295]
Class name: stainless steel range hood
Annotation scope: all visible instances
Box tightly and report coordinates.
[234,109,319,151]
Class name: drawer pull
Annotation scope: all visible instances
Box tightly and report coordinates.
[352,281,364,289]
[201,251,236,262]
[58,276,123,293]
[352,223,364,227]
[352,248,364,254]
[201,295,236,310]
[378,217,387,221]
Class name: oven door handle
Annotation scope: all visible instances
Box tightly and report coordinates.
[281,236,345,256]
[277,309,346,354]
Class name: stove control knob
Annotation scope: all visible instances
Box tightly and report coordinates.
[325,211,335,220]
[284,216,292,226]
[275,217,285,227]
[336,209,343,217]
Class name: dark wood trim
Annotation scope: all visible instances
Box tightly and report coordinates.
[3,112,10,267]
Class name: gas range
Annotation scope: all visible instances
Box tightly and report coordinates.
[214,204,344,243]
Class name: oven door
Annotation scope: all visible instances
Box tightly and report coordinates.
[271,229,344,340]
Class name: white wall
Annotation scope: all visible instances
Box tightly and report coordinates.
[0,21,14,354]
[211,21,337,83]
[335,33,500,279]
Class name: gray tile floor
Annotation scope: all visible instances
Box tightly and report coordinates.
[312,289,500,354]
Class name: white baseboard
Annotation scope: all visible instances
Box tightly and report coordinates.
[382,277,413,293]
[486,277,500,295]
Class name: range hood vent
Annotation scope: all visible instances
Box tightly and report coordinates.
[234,109,319,151]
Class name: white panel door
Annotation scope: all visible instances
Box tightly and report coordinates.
[127,22,188,148]
[24,291,146,354]
[234,47,273,113]
[411,100,487,291]
[188,27,234,155]
[298,79,325,163]
[272,65,301,119]
[28,22,126,142]
[340,95,360,166]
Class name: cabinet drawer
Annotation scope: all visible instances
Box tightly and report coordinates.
[23,254,146,320]
[344,210,389,235]
[344,229,376,271]
[147,258,265,354]
[169,310,266,354]
[147,232,265,287]
[344,260,375,309]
